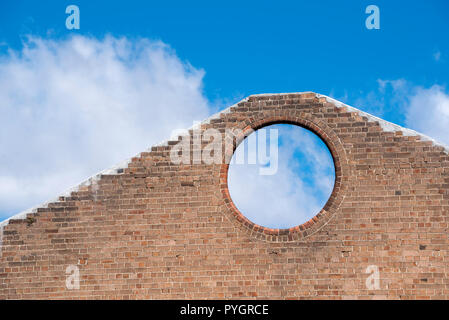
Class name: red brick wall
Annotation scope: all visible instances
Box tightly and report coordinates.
[1,92,448,299]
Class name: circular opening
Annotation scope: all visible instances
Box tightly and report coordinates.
[227,123,336,230]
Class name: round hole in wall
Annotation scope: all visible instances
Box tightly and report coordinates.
[227,123,336,230]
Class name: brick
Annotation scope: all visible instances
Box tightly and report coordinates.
[1,92,449,300]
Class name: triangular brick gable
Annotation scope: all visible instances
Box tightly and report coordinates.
[1,92,448,299]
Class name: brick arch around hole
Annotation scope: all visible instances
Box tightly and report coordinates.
[219,110,349,242]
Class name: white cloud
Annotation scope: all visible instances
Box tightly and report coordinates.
[0,35,210,220]
[404,85,449,145]
[377,79,408,93]
[227,125,335,229]
[370,79,449,145]
[434,51,441,62]
[347,79,449,147]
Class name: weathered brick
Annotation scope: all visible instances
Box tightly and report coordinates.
[1,92,449,300]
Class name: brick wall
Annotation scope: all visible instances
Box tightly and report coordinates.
[1,92,448,299]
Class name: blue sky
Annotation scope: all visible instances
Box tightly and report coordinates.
[1,1,448,104]
[0,1,448,226]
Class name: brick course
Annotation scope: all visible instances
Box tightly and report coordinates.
[1,92,448,299]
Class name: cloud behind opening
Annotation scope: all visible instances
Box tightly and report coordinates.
[227,124,336,229]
